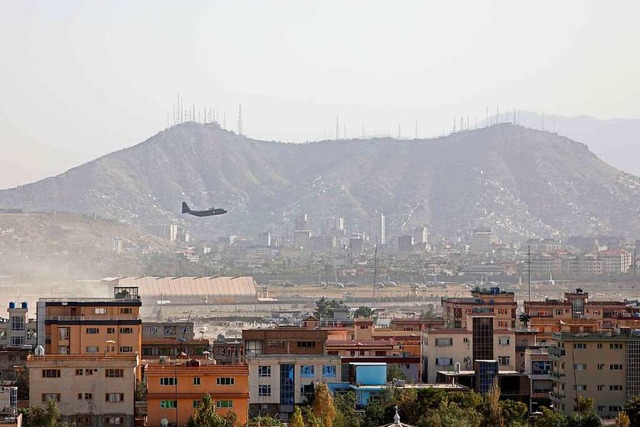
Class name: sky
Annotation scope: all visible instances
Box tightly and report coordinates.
[1,0,639,188]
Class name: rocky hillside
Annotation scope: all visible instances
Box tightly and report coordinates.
[1,122,639,241]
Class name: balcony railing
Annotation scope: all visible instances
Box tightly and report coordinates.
[46,315,138,322]
[548,347,565,358]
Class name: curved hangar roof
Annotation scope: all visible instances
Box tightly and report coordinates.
[115,276,257,297]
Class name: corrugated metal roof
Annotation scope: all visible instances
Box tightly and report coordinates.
[116,276,257,297]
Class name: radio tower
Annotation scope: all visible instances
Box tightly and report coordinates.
[238,104,243,135]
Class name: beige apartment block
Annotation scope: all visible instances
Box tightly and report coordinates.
[27,353,139,427]
[549,331,640,418]
[421,312,516,383]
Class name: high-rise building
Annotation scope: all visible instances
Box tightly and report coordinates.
[414,226,428,244]
[169,224,178,242]
[258,232,272,247]
[368,212,385,246]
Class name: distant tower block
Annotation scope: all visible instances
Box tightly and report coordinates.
[335,115,340,140]
[238,104,243,135]
[368,212,386,246]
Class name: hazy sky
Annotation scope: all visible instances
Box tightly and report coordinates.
[1,0,639,188]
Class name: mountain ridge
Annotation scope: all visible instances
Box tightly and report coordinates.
[1,122,639,241]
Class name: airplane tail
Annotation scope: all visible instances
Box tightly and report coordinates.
[181,202,190,213]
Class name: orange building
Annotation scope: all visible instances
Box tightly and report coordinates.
[36,287,142,357]
[144,358,249,427]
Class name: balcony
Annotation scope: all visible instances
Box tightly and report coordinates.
[549,371,565,380]
[547,347,565,358]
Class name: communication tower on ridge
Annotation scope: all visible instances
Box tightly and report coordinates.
[238,104,243,136]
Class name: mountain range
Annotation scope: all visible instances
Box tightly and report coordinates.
[1,122,639,241]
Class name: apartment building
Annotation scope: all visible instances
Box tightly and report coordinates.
[36,287,142,356]
[0,302,37,349]
[442,287,517,330]
[145,358,249,427]
[242,327,344,418]
[27,353,138,427]
[421,310,516,383]
[523,348,552,413]
[548,331,640,418]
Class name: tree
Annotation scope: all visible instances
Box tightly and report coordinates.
[24,399,62,427]
[314,297,347,319]
[485,378,505,427]
[566,397,602,427]
[312,382,336,427]
[531,407,568,427]
[288,406,305,427]
[418,400,483,427]
[500,400,528,426]
[353,306,373,319]
[519,313,531,329]
[333,391,362,427]
[624,397,640,427]
[615,411,630,427]
[186,394,237,427]
[387,364,407,383]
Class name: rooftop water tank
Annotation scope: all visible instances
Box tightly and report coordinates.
[34,345,45,357]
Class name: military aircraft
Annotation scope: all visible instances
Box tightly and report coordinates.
[181,202,227,217]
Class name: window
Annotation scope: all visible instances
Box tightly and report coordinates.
[120,308,132,314]
[160,377,177,386]
[435,338,453,347]
[573,343,586,349]
[498,356,510,365]
[119,328,133,334]
[42,393,60,402]
[106,393,124,402]
[216,400,233,408]
[610,385,623,391]
[77,415,93,425]
[58,346,69,355]
[78,393,93,400]
[76,369,84,376]
[85,369,94,375]
[610,364,623,370]
[609,406,623,412]
[42,369,61,378]
[160,400,177,408]
[301,365,315,377]
[574,385,587,391]
[323,365,337,377]
[193,400,201,409]
[94,308,107,314]
[86,328,99,334]
[59,328,70,340]
[105,417,123,425]
[498,336,510,346]
[106,369,124,378]
[597,343,603,349]
[297,341,316,348]
[266,341,284,348]
[574,363,587,370]
[119,346,133,353]
[597,385,604,391]
[193,377,201,386]
[86,346,99,353]
[107,328,115,334]
[555,309,564,316]
[11,336,24,346]
[610,343,623,350]
[11,316,25,331]
[436,358,453,366]
[258,385,271,397]
[216,377,235,386]
[258,366,271,377]
[597,364,604,370]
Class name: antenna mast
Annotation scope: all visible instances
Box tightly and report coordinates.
[238,104,243,135]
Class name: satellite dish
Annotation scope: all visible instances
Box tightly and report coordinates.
[161,418,169,427]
